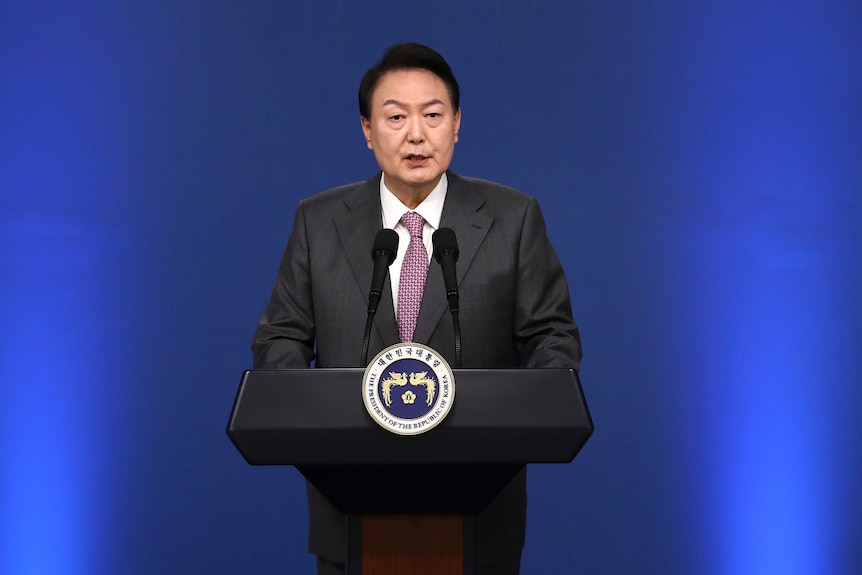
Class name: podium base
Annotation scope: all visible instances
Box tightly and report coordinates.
[347,515,478,575]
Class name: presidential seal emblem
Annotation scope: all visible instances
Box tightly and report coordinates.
[362,343,455,435]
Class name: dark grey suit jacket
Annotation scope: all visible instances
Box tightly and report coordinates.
[252,171,581,563]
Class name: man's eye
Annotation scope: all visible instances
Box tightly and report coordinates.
[427,113,441,118]
[389,115,403,121]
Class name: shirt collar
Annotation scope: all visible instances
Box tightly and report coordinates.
[380,172,448,230]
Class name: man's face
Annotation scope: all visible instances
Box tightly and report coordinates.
[361,68,461,207]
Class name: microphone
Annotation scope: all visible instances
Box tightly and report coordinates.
[432,228,461,368]
[433,228,460,313]
[361,228,399,366]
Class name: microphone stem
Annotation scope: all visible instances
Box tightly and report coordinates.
[360,309,375,366]
[452,309,461,369]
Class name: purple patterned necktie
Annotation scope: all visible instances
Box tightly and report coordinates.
[397,211,428,342]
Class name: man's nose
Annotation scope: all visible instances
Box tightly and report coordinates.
[406,117,425,143]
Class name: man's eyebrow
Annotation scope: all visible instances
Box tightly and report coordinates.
[381,98,446,108]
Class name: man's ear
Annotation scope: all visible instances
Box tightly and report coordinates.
[360,116,373,150]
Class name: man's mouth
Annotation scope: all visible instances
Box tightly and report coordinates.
[406,154,428,162]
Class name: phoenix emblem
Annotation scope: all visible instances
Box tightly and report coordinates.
[381,370,436,407]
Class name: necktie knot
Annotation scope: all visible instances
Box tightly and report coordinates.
[401,211,425,239]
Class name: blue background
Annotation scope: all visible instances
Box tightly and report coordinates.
[2,1,861,573]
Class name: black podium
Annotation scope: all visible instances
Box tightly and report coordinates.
[227,368,593,574]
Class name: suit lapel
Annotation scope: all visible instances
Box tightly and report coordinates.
[413,173,493,344]
[332,174,399,345]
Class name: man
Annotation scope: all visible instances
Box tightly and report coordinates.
[253,42,581,575]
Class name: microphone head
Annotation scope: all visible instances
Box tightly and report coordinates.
[371,228,399,265]
[432,227,459,262]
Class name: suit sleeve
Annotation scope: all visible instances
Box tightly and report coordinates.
[513,196,582,369]
[251,200,316,369]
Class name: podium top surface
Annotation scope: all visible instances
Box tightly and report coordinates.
[227,368,593,466]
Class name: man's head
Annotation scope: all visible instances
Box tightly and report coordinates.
[359,43,462,208]
[359,43,460,120]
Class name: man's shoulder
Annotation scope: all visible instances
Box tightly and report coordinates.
[448,172,535,208]
[300,176,377,209]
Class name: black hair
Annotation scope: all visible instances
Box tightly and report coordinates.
[358,43,460,119]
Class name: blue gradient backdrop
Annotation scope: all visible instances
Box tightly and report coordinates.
[2,1,860,574]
